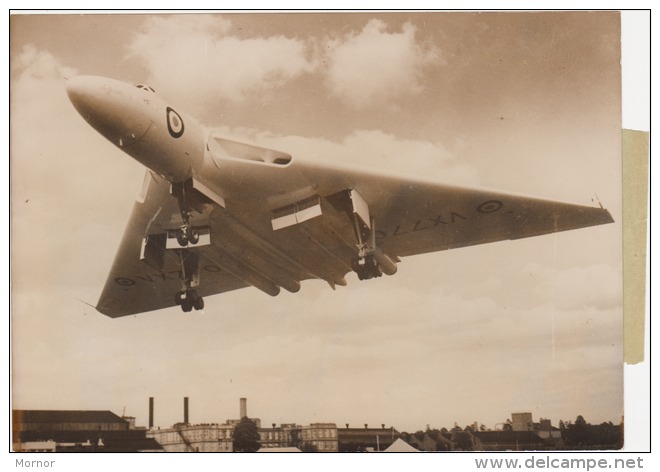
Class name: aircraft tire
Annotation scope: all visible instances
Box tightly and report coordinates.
[182,299,193,312]
[194,297,204,311]
[189,228,200,245]
[176,229,188,247]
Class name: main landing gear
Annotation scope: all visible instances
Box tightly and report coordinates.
[346,189,397,281]
[174,245,205,313]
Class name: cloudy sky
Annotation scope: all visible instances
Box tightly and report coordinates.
[10,12,624,433]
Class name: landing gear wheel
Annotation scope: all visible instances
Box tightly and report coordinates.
[176,289,204,312]
[176,228,188,247]
[189,227,200,245]
[182,298,193,312]
[367,256,382,278]
[353,255,382,280]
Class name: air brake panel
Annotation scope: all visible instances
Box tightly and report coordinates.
[272,196,323,230]
[271,189,371,232]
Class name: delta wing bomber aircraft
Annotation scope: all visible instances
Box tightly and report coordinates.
[66,76,614,317]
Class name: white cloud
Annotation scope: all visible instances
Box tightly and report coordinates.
[127,16,442,112]
[324,20,442,108]
[11,46,142,295]
[127,16,316,108]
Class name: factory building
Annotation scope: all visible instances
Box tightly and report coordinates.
[337,424,401,452]
[12,410,162,452]
[146,397,338,452]
[147,423,234,452]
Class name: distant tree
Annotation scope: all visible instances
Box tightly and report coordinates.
[561,415,622,449]
[232,417,261,452]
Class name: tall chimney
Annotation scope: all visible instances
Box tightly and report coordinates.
[148,397,154,429]
[184,397,189,424]
[240,397,247,419]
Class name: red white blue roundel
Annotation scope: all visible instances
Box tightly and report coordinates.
[166,107,184,138]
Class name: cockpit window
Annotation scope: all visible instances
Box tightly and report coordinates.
[136,84,156,93]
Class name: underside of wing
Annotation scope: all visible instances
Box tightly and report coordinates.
[98,142,614,318]
[96,172,251,317]
[290,158,614,259]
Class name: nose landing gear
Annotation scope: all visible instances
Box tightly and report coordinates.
[176,225,200,247]
[172,178,203,247]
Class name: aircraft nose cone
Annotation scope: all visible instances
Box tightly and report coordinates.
[66,76,153,149]
[66,76,109,122]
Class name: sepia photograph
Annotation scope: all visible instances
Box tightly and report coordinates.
[9,10,638,456]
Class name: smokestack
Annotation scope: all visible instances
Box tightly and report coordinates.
[184,397,189,424]
[240,397,247,419]
[148,397,154,429]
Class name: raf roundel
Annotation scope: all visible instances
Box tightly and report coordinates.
[166,106,185,138]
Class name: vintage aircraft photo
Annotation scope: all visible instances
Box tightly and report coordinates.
[67,75,614,317]
[12,12,628,441]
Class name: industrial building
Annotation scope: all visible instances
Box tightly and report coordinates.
[145,397,339,452]
[336,424,401,452]
[12,410,162,452]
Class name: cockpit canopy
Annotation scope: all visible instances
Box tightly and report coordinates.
[135,84,156,93]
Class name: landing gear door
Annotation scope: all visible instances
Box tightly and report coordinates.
[349,189,371,229]
[140,233,167,271]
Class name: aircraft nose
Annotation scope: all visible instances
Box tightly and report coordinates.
[67,76,95,115]
[66,76,153,148]
[66,75,111,117]
[66,75,120,130]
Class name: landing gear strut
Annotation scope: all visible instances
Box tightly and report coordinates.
[345,189,397,281]
[172,179,201,247]
[174,249,204,312]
